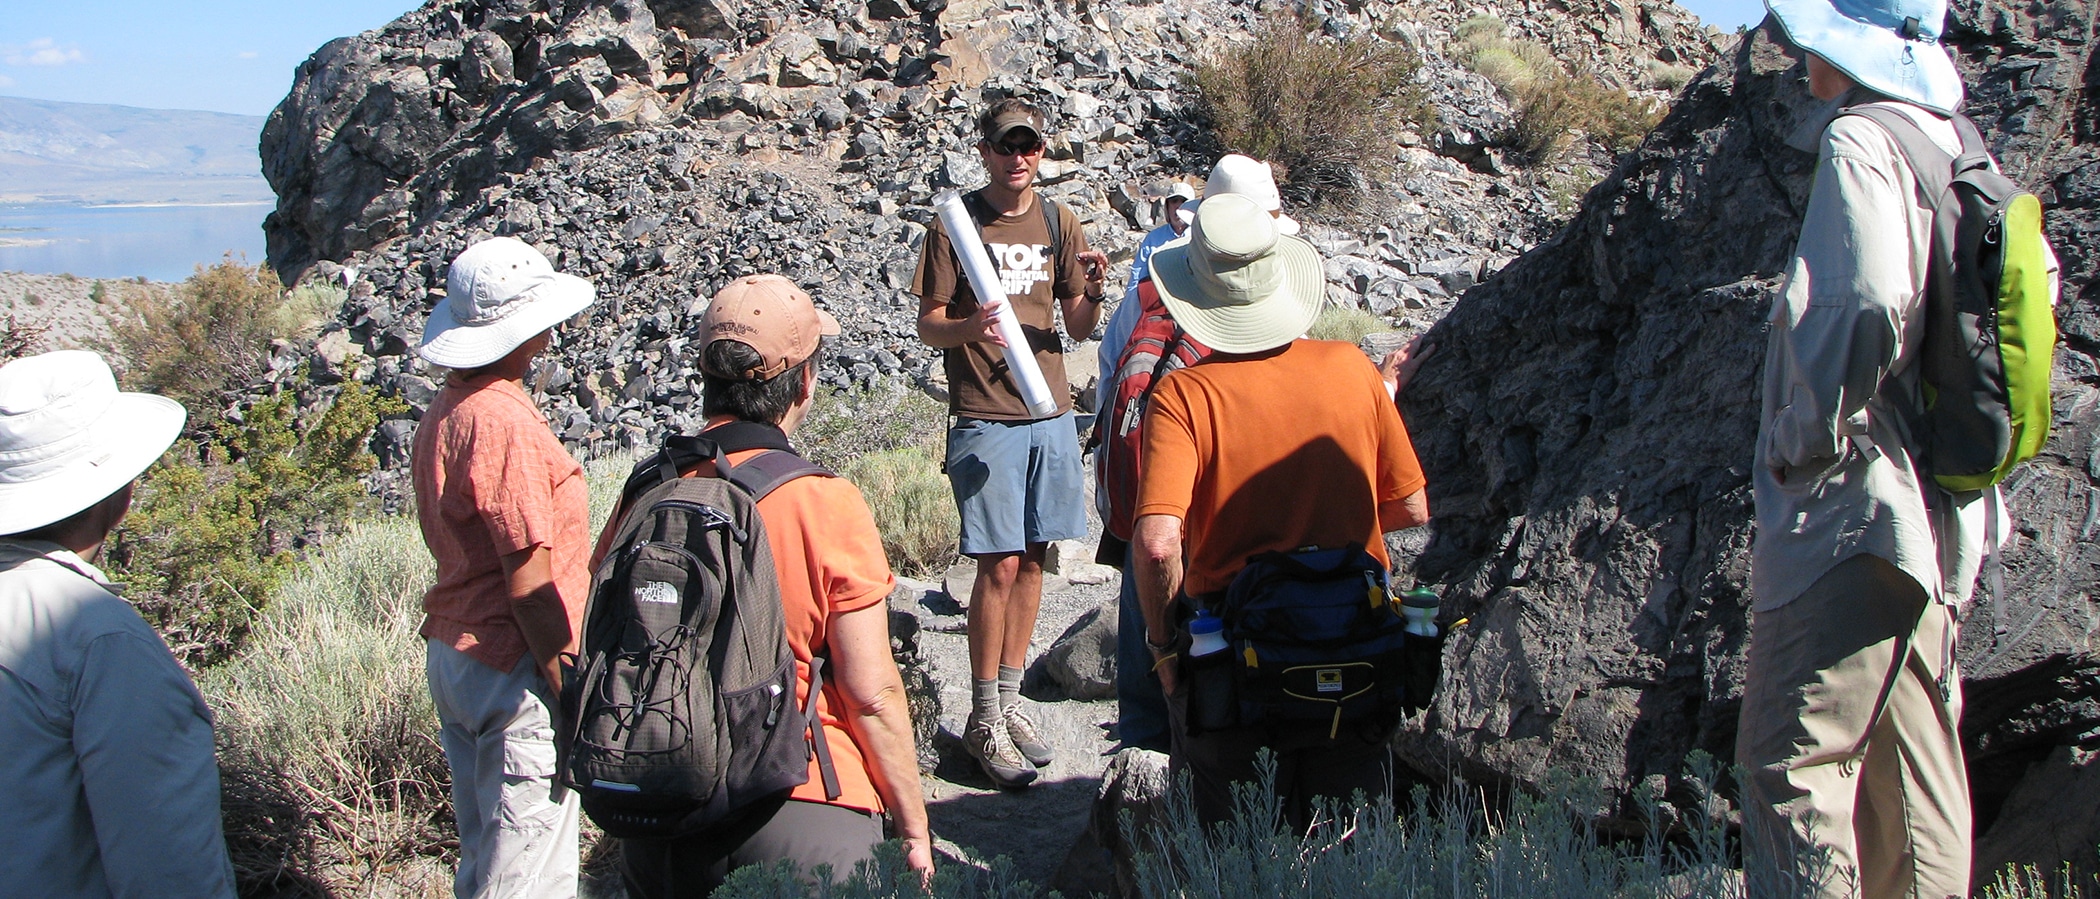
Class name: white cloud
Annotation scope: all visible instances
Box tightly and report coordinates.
[4,38,88,68]
[0,74,13,89]
[237,51,259,60]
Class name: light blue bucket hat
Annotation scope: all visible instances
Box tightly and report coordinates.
[1766,0,1963,114]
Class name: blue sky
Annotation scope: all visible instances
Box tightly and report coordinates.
[0,1,422,116]
[0,0,1771,117]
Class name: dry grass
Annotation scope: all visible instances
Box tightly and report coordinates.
[208,454,640,896]
[203,517,452,895]
[1454,16,1663,161]
[839,446,959,578]
[1309,306,1393,346]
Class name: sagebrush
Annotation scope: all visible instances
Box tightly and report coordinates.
[1191,14,1433,208]
[109,258,329,418]
[800,383,958,576]
[105,383,399,668]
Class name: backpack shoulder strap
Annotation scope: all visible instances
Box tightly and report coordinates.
[1841,104,1956,210]
[1042,197,1066,288]
[801,655,843,801]
[724,450,833,502]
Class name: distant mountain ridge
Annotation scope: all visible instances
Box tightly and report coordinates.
[0,96,272,205]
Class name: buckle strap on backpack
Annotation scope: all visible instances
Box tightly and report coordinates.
[802,655,843,802]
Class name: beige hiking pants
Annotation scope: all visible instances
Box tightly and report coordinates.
[1737,554,1969,899]
[427,640,581,899]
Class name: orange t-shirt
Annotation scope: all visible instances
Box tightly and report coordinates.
[412,373,593,673]
[588,435,898,813]
[1134,339,1428,597]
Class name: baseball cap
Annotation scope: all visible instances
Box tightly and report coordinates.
[701,275,841,381]
[979,105,1045,147]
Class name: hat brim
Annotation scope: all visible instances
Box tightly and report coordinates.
[1177,198,1300,235]
[0,392,185,535]
[1148,233,1326,354]
[1767,0,1963,114]
[418,273,597,369]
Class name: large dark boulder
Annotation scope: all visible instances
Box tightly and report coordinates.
[262,0,674,280]
[1397,2,2100,883]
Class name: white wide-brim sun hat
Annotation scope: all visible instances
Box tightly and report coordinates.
[1149,193,1326,355]
[1767,0,1963,114]
[1177,153,1302,235]
[419,237,597,369]
[0,350,186,535]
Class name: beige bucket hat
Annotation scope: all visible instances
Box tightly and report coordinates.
[1148,193,1326,354]
[0,350,186,535]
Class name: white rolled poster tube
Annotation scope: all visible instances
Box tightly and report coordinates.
[932,189,1059,418]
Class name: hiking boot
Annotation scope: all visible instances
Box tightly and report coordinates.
[1005,702,1054,768]
[964,712,1038,789]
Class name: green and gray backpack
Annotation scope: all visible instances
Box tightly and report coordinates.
[1842,104,2058,491]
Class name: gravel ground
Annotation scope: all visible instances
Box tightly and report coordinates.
[892,451,1126,891]
[0,270,137,353]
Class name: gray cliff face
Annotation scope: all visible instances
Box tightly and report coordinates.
[1398,3,2100,877]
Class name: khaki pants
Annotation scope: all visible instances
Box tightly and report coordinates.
[1737,555,1969,899]
[427,641,581,899]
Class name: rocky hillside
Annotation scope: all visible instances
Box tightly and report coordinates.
[1399,1,2100,885]
[258,0,1721,472]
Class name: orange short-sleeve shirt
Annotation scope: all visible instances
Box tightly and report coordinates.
[1134,339,1427,597]
[412,373,593,672]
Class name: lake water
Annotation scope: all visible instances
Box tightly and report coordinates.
[0,203,272,282]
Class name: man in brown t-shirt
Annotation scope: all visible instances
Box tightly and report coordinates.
[913,97,1109,788]
[1132,194,1431,828]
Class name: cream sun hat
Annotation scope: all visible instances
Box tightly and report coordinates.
[1766,0,1963,114]
[1148,193,1326,354]
[418,237,597,369]
[0,350,186,535]
[1177,154,1301,235]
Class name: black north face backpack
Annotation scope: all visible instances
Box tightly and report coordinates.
[559,421,841,839]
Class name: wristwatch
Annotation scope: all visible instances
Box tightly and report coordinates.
[1145,632,1175,654]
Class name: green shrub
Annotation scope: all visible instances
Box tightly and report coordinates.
[109,259,330,418]
[204,516,452,894]
[1308,306,1392,346]
[840,446,959,578]
[1191,14,1434,208]
[104,383,400,668]
[1453,17,1662,161]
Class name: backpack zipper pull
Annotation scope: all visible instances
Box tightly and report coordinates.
[765,683,783,727]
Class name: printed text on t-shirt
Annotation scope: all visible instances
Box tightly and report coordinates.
[989,242,1051,297]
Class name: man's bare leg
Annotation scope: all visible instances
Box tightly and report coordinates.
[964,551,1038,785]
[968,551,1022,681]
[1000,543,1047,671]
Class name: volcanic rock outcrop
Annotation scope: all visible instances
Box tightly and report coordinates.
[1398,3,2100,883]
[257,0,1723,480]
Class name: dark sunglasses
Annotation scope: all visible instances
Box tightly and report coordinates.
[986,137,1044,157]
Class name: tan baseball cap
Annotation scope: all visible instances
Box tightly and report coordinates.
[979,106,1044,146]
[701,274,840,381]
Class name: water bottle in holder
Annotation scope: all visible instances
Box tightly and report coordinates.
[1184,608,1237,734]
